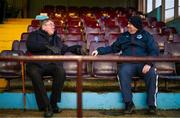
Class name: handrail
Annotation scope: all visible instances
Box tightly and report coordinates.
[0,55,180,118]
[0,55,180,62]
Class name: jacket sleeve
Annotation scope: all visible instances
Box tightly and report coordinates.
[26,32,48,52]
[146,34,160,56]
[97,37,122,55]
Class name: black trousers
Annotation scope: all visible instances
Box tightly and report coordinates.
[26,63,66,110]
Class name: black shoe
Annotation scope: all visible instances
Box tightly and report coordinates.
[52,106,62,113]
[124,102,135,114]
[147,106,157,115]
[44,108,53,117]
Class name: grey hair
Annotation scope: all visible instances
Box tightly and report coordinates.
[40,19,53,27]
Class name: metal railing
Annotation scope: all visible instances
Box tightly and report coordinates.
[0,55,180,117]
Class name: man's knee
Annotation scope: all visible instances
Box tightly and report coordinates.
[146,67,157,78]
[26,65,41,78]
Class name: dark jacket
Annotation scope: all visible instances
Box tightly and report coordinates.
[26,29,82,67]
[26,29,68,55]
[97,29,159,66]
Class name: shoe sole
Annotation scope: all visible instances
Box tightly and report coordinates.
[124,106,135,114]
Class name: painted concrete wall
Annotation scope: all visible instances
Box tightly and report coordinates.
[0,92,179,110]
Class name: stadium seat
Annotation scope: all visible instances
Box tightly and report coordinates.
[66,32,83,41]
[27,25,39,32]
[63,40,89,78]
[0,50,24,89]
[11,40,20,51]
[86,32,105,49]
[172,34,180,43]
[107,33,121,45]
[89,41,117,78]
[19,41,27,54]
[157,42,180,90]
[67,26,82,33]
[152,34,168,51]
[31,19,40,26]
[21,32,30,41]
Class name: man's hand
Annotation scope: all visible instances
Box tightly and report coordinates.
[142,64,151,74]
[92,50,98,56]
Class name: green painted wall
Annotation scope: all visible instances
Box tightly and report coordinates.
[166,18,180,34]
[147,6,161,21]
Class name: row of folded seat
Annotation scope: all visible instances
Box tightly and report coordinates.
[12,30,180,53]
[10,36,117,78]
[0,39,117,89]
[1,36,180,90]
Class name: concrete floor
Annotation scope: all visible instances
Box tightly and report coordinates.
[0,109,180,117]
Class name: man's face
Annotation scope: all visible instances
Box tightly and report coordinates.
[42,20,55,36]
[127,22,138,34]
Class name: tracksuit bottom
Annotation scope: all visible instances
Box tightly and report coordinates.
[118,63,158,107]
[26,63,66,110]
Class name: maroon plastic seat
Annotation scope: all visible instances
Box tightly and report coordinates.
[86,33,105,49]
[53,19,65,27]
[117,16,128,28]
[0,50,24,89]
[11,40,20,51]
[66,32,83,41]
[107,33,121,45]
[89,41,117,78]
[56,26,65,34]
[19,41,27,54]
[20,32,30,41]
[144,26,159,35]
[31,20,40,27]
[63,40,89,78]
[83,16,99,28]
[67,26,82,33]
[66,16,82,27]
[84,25,101,34]
[152,34,168,51]
[27,25,39,32]
[156,42,180,90]
[172,34,180,43]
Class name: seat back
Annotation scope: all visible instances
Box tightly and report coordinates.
[21,32,30,41]
[153,34,168,51]
[27,25,39,32]
[155,42,178,75]
[11,40,19,51]
[63,40,89,78]
[66,33,83,41]
[86,33,105,49]
[172,34,180,43]
[0,50,24,78]
[19,41,27,54]
[89,41,117,78]
[107,33,121,45]
[165,42,180,56]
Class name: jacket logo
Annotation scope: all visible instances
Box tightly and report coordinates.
[137,34,142,39]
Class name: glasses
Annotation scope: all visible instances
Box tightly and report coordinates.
[45,22,55,27]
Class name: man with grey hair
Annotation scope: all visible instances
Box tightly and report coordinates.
[26,19,83,117]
